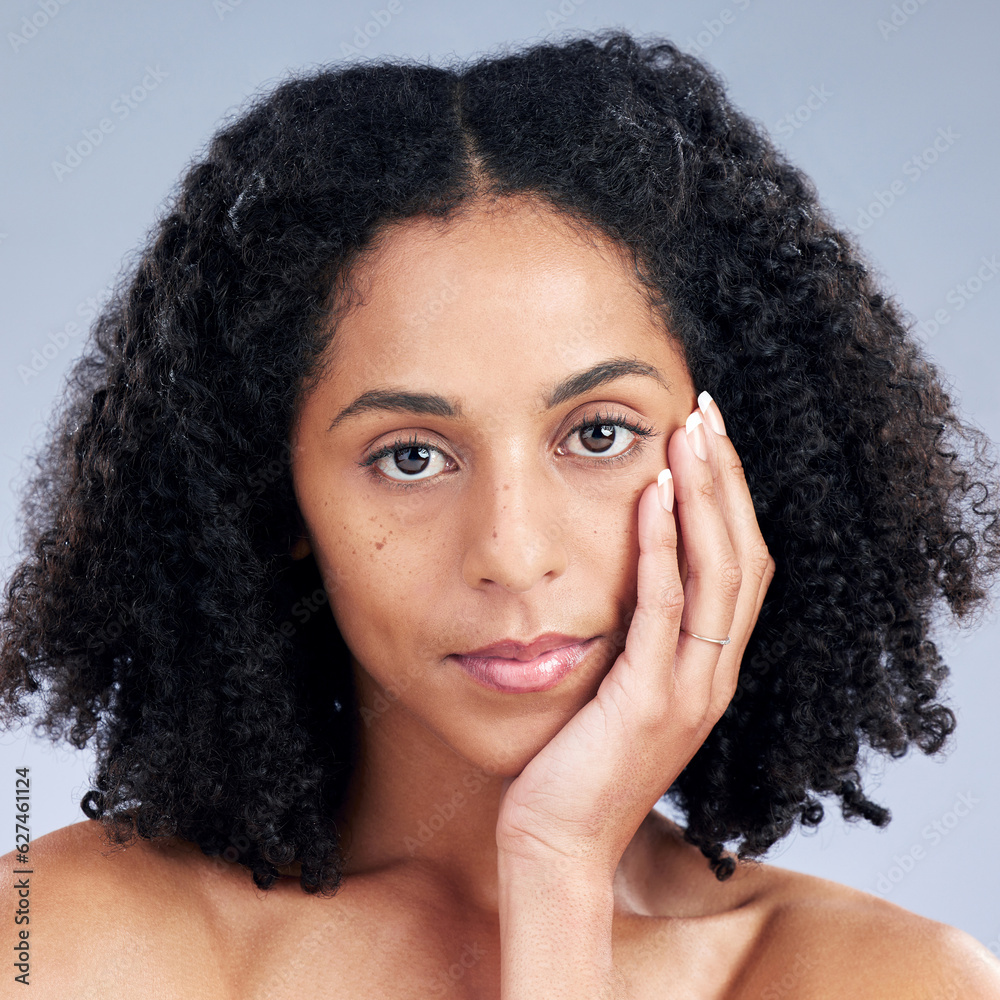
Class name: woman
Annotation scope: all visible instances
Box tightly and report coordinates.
[3,28,1000,998]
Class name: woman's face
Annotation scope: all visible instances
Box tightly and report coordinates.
[289,197,697,777]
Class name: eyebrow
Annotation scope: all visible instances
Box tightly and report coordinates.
[326,356,671,431]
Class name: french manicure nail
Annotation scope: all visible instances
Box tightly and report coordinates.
[657,468,673,512]
[685,411,708,461]
[697,390,727,437]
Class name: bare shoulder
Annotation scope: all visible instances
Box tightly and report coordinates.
[0,818,244,999]
[635,814,1000,999]
[737,860,1000,998]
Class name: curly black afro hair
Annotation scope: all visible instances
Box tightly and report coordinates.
[3,29,1000,894]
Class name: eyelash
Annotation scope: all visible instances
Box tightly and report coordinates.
[359,408,656,492]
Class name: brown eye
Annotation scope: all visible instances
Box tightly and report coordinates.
[372,442,449,484]
[568,421,636,457]
[557,407,655,466]
[392,445,432,475]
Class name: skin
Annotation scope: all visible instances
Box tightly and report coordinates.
[5,195,1000,998]
[286,193,761,912]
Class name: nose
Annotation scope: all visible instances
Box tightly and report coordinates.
[460,456,569,594]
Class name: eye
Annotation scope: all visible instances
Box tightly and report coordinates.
[361,432,454,488]
[559,408,654,462]
[359,408,656,490]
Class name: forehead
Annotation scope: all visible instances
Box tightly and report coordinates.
[344,197,652,318]
[318,198,683,407]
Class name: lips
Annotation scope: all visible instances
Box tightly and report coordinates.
[457,632,588,661]
[450,636,601,693]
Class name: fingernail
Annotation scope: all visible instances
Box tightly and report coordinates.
[697,390,727,437]
[685,411,708,461]
[657,468,673,512]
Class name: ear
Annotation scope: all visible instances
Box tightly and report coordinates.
[290,503,312,560]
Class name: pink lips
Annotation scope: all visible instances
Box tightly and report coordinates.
[460,632,585,661]
[451,635,601,693]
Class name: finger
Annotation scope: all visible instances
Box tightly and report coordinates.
[719,549,775,707]
[705,550,774,728]
[607,473,683,710]
[667,409,742,710]
[745,552,777,655]
[696,392,776,707]
[697,395,775,615]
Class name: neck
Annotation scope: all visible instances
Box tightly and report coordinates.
[329,663,512,913]
[277,654,674,916]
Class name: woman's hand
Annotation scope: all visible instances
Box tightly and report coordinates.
[495,391,776,879]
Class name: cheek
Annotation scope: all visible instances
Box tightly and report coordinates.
[311,519,441,661]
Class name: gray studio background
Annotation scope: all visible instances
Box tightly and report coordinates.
[2,0,998,948]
